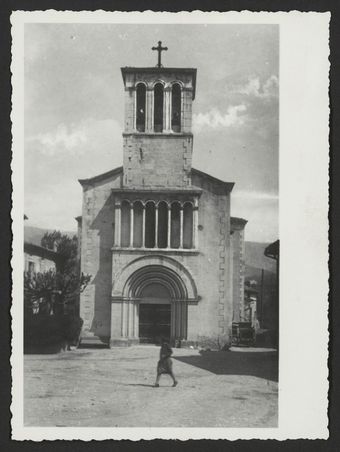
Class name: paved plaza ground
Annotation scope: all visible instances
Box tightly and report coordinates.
[24,345,278,427]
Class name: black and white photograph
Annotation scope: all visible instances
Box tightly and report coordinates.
[11,11,329,441]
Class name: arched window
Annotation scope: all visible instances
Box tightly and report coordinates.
[157,201,168,248]
[171,83,181,132]
[121,200,131,247]
[145,201,156,248]
[170,202,181,249]
[154,83,164,132]
[183,202,193,248]
[133,201,143,247]
[136,83,146,132]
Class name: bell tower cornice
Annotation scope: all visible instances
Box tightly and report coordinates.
[121,67,197,100]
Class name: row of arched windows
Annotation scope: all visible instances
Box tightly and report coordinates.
[136,83,181,133]
[120,200,194,249]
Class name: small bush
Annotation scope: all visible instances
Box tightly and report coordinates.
[24,314,83,353]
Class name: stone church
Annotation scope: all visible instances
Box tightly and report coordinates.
[77,44,247,347]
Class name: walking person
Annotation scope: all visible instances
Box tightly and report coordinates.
[154,338,178,387]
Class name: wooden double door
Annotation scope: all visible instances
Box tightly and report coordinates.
[139,303,171,344]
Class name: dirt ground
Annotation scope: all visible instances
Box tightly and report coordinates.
[24,345,278,427]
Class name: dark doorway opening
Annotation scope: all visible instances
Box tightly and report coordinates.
[139,303,171,344]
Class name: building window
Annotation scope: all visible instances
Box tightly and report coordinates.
[154,83,164,132]
[133,201,143,247]
[170,202,181,249]
[183,202,193,248]
[116,199,196,250]
[28,261,35,274]
[157,201,168,248]
[136,83,146,132]
[171,83,181,132]
[145,201,156,248]
[121,200,131,247]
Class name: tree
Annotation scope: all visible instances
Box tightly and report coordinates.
[41,230,78,273]
[24,269,56,315]
[24,231,91,316]
[24,231,90,351]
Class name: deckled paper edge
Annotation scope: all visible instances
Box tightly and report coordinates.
[10,9,330,441]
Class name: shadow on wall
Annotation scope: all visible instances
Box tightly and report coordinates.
[174,350,278,382]
[87,191,115,344]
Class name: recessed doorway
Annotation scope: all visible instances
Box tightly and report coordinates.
[139,303,171,344]
[138,282,171,344]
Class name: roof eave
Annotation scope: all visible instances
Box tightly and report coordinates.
[191,168,234,194]
[78,166,123,186]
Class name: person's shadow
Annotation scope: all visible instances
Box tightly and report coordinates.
[123,383,155,388]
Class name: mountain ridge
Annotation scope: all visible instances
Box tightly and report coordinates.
[24,225,277,272]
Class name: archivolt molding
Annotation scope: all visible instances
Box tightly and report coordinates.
[112,254,198,301]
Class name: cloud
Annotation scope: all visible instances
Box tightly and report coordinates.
[26,119,123,158]
[193,104,247,132]
[28,123,88,155]
[238,75,279,99]
[233,190,279,201]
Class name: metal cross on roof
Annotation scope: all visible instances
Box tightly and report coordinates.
[152,41,168,68]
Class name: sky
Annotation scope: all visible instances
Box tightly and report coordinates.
[24,23,279,242]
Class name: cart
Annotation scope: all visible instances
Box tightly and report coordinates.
[231,322,255,346]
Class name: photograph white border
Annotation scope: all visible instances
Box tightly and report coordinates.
[11,10,330,441]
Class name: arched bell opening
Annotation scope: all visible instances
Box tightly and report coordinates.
[136,83,146,132]
[171,83,181,132]
[154,83,164,132]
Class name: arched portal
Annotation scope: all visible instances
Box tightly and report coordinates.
[127,264,187,344]
[111,256,198,346]
[138,282,172,343]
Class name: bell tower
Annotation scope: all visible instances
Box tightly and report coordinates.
[121,42,197,188]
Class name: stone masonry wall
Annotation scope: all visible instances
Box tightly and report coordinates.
[80,172,122,342]
[123,134,193,188]
[231,228,246,322]
[79,169,233,346]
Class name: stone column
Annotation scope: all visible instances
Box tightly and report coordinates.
[180,206,184,248]
[167,206,171,248]
[155,204,159,248]
[146,88,153,132]
[142,205,146,248]
[193,199,199,249]
[130,204,134,247]
[133,88,137,131]
[110,299,139,346]
[133,302,139,338]
[180,89,185,133]
[114,202,121,247]
[121,300,128,337]
[164,87,172,132]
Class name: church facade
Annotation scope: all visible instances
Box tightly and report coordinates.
[78,49,247,347]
